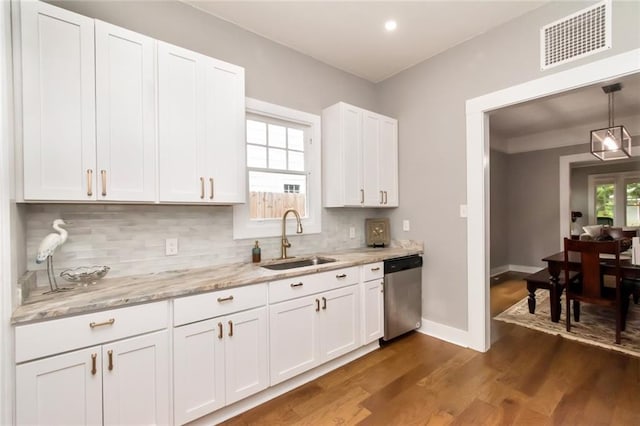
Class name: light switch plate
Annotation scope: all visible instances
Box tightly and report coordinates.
[349,226,356,239]
[459,204,468,218]
[402,220,410,231]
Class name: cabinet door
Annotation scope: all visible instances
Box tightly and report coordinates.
[362,111,381,207]
[102,330,170,426]
[320,285,361,362]
[363,279,384,344]
[341,104,364,206]
[225,307,269,405]
[95,21,156,201]
[173,319,225,425]
[269,295,321,385]
[16,346,102,426]
[21,0,96,201]
[158,41,205,202]
[379,117,399,207]
[202,56,246,204]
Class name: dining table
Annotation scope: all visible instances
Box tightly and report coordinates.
[537,250,640,322]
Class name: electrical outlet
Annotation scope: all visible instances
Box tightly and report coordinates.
[165,238,178,256]
[349,226,356,239]
[402,220,410,231]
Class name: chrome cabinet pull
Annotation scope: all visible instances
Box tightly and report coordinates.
[87,169,93,196]
[209,178,214,200]
[290,282,304,288]
[315,298,320,312]
[384,191,388,205]
[218,322,223,339]
[107,350,113,371]
[322,297,327,310]
[217,295,234,302]
[360,189,364,204]
[89,318,115,328]
[380,190,384,204]
[101,170,107,196]
[91,353,97,375]
[200,177,205,199]
[371,267,381,271]
[336,273,347,279]
[228,320,233,337]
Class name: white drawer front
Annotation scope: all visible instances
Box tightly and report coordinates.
[363,262,384,281]
[173,283,267,326]
[15,301,169,363]
[269,267,359,304]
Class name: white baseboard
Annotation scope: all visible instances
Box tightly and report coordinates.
[417,318,470,348]
[187,342,380,425]
[508,264,543,274]
[490,265,509,276]
[491,264,542,275]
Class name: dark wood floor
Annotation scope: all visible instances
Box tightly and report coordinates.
[223,276,640,425]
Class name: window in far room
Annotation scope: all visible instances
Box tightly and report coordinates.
[588,171,640,227]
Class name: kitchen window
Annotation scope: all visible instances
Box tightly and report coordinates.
[588,171,640,227]
[233,98,321,239]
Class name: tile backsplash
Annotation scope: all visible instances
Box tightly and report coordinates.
[26,204,384,286]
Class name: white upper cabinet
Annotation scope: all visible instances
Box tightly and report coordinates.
[18,1,246,205]
[202,57,246,204]
[378,116,399,206]
[158,41,246,204]
[322,102,399,208]
[95,21,157,202]
[20,0,96,201]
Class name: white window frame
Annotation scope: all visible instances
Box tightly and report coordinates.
[588,171,640,227]
[233,98,321,240]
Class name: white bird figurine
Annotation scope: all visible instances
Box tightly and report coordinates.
[36,219,70,293]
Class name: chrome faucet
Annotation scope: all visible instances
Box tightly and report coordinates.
[280,209,303,259]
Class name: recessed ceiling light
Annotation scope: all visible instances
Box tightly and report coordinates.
[384,20,397,32]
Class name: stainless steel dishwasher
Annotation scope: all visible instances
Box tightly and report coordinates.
[383,255,423,341]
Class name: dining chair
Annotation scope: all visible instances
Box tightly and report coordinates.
[563,238,631,344]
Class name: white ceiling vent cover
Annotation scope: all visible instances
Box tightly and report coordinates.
[540,0,611,70]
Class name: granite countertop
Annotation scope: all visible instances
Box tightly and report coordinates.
[12,244,423,325]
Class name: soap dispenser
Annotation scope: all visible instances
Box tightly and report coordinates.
[252,240,261,263]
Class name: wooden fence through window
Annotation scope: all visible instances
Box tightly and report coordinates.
[250,192,306,219]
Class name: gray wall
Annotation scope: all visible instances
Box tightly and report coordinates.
[376,0,640,329]
[571,160,640,229]
[50,0,377,115]
[506,144,588,268]
[489,149,508,270]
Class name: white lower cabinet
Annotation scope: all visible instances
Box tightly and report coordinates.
[269,284,360,386]
[16,347,103,425]
[173,306,268,425]
[362,262,385,344]
[102,331,170,426]
[16,330,170,426]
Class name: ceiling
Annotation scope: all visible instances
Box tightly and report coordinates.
[490,72,640,153]
[184,0,549,83]
[182,1,639,155]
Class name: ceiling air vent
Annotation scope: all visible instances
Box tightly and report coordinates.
[540,0,611,70]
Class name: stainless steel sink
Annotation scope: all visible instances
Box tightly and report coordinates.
[261,256,336,270]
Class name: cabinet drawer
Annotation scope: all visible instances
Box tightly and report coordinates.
[173,283,267,326]
[363,262,383,281]
[15,301,169,363]
[269,267,359,304]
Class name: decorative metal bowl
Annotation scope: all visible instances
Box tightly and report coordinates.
[60,266,110,286]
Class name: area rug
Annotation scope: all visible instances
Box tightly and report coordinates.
[495,289,640,358]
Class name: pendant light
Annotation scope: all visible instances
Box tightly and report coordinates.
[590,83,631,161]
